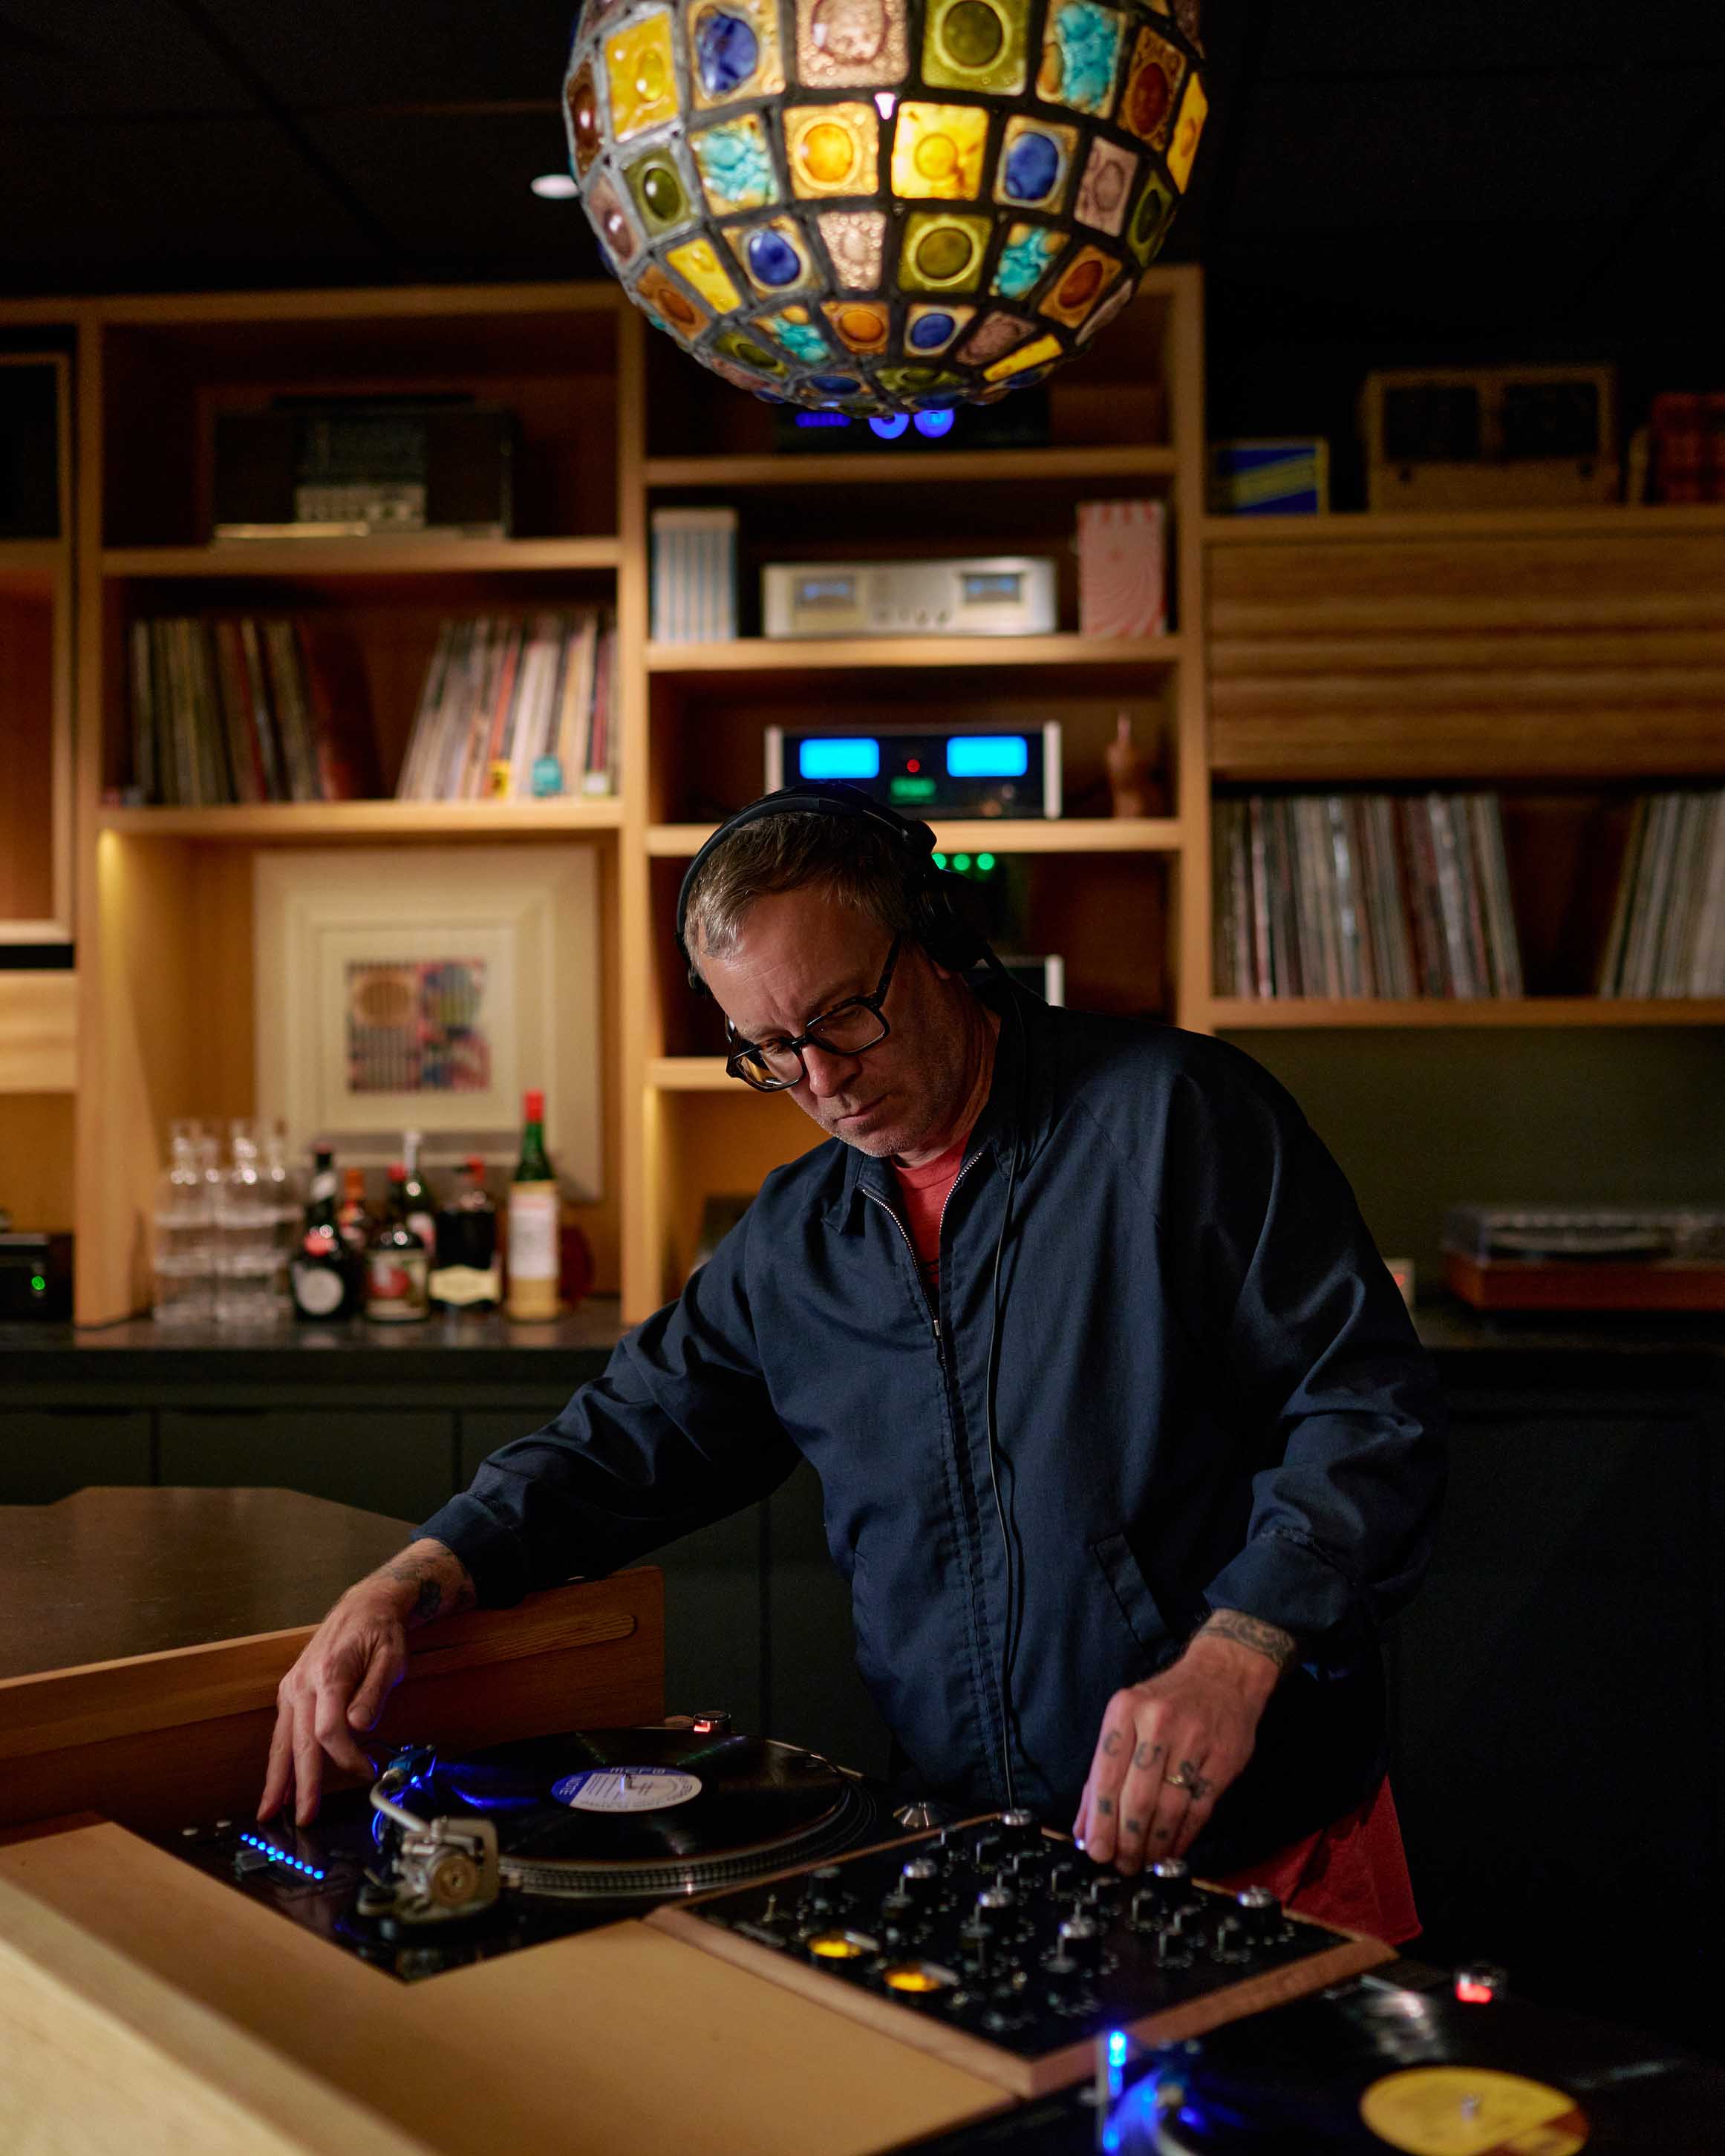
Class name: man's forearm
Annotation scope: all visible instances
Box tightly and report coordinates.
[359,1538,477,1629]
[1190,1608,1298,1688]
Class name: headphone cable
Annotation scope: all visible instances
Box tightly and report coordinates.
[981,978,1025,1813]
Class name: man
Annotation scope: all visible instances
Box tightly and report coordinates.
[262,790,1444,1932]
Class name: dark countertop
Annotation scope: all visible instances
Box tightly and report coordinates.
[0,1486,411,1681]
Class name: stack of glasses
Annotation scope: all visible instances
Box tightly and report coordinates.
[151,1118,302,1327]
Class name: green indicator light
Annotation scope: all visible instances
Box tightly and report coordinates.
[977,853,996,872]
[931,852,947,869]
[952,853,971,872]
[30,1275,47,1293]
[890,776,938,802]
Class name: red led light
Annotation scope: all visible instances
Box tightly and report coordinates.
[1453,1966,1504,2005]
[907,758,921,773]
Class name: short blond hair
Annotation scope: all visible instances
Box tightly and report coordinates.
[682,811,917,974]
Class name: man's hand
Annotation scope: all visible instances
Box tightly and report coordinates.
[258,1538,475,1827]
[1072,1611,1296,1874]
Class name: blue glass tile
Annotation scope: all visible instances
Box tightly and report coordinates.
[748,228,803,285]
[909,310,957,349]
[810,373,862,392]
[1004,131,1060,201]
[697,11,760,97]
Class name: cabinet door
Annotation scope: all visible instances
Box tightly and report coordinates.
[460,1411,766,1728]
[0,1408,151,1503]
[1389,1393,1718,2044]
[767,1460,892,1778]
[157,1408,454,1524]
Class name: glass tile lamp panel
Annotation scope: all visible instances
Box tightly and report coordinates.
[956,309,1033,365]
[922,0,1029,98]
[586,171,646,271]
[1075,272,1135,345]
[1165,69,1207,188]
[890,101,991,200]
[666,233,746,311]
[688,0,786,108]
[783,102,880,197]
[795,0,910,88]
[634,261,713,341]
[712,327,795,379]
[728,215,819,296]
[875,364,965,397]
[991,222,1066,300]
[817,208,887,288]
[903,302,975,354]
[1119,23,1187,147]
[753,304,833,362]
[821,298,893,353]
[1037,0,1127,117]
[1074,137,1137,236]
[567,59,604,174]
[1038,243,1122,327]
[1124,169,1175,264]
[985,330,1063,382]
[625,142,702,240]
[692,114,781,212]
[995,116,1078,210]
[603,13,682,140]
[896,210,992,293]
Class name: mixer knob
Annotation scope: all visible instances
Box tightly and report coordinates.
[1141,1858,1193,1915]
[899,1858,940,1907]
[801,1864,845,1916]
[1084,1872,1126,1912]
[971,1885,1017,1936]
[1154,1924,1193,1968]
[998,1807,1041,1851]
[1046,1858,1080,1901]
[1057,1915,1103,1974]
[1233,1886,1282,1944]
[971,1829,1004,1870]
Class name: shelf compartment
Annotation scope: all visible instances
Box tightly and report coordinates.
[648,817,1181,857]
[650,1057,732,1090]
[0,973,76,1091]
[102,539,625,579]
[94,798,626,840]
[1211,997,1725,1028]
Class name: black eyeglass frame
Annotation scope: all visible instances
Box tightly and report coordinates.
[723,932,905,1092]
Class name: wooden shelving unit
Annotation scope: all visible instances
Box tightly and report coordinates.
[1210,998,1725,1029]
[96,799,627,840]
[647,818,1183,858]
[645,635,1184,678]
[645,445,1180,490]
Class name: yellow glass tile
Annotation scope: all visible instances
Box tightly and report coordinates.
[784,102,878,197]
[922,0,1028,97]
[822,298,892,353]
[897,210,991,291]
[984,330,1062,381]
[1166,71,1207,190]
[890,101,989,200]
[604,13,679,140]
[1038,243,1121,327]
[667,235,744,313]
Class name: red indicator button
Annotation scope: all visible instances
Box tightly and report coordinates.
[1454,1963,1506,2004]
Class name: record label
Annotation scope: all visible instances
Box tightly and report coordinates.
[551,1767,703,1814]
[1359,2068,1588,2156]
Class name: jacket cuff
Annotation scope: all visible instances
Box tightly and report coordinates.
[1202,1528,1361,1647]
[416,1493,532,1609]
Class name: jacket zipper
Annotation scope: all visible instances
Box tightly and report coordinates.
[863,1149,984,1344]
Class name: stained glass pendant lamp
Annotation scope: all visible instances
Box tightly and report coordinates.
[564,0,1206,414]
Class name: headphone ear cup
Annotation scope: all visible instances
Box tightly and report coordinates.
[914,871,988,973]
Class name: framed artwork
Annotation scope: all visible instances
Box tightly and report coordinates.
[254,846,602,1192]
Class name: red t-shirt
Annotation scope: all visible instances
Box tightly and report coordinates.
[889,1134,968,1298]
[1216,1775,1420,1944]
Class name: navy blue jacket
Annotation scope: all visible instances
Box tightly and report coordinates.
[419,990,1446,1869]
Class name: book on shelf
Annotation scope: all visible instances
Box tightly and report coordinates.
[1598,790,1725,997]
[126,613,379,806]
[1211,791,1524,1000]
[395,610,617,802]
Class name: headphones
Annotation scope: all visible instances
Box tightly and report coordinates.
[674,783,992,991]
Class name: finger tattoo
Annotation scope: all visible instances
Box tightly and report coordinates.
[1132,1740,1164,1770]
[1177,1761,1213,1803]
[1096,1797,1114,1817]
[1103,1730,1124,1757]
[1125,1817,1144,1837]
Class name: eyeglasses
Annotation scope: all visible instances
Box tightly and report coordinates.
[725,934,904,1093]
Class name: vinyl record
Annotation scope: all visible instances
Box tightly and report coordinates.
[374,1728,869,1898]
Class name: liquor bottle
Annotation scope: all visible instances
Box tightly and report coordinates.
[337,1166,371,1257]
[291,1143,359,1322]
[305,1144,339,1233]
[401,1129,437,1255]
[506,1089,560,1323]
[431,1154,500,1312]
[364,1166,431,1324]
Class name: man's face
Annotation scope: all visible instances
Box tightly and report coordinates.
[697,886,971,1158]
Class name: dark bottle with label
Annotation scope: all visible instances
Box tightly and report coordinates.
[337,1166,370,1257]
[291,1144,359,1321]
[365,1165,431,1324]
[507,1090,560,1323]
[431,1154,500,1312]
[401,1129,437,1255]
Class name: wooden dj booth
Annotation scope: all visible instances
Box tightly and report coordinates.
[0,1491,1022,2156]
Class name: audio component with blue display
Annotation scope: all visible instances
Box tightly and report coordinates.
[761,558,1057,640]
[766,724,1061,818]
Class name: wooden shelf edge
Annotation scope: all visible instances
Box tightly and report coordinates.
[645,445,1179,489]
[0,972,76,1092]
[94,798,627,838]
[1209,997,1725,1028]
[102,538,625,579]
[648,634,1185,674]
[1201,503,1725,545]
[91,279,625,326]
[647,817,1183,857]
[648,1057,732,1091]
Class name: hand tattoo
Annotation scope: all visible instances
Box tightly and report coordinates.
[1096,1796,1114,1817]
[1175,1760,1213,1803]
[1132,1740,1164,1769]
[1125,1817,1144,1837]
[1199,1609,1297,1673]
[385,1555,475,1627]
[1103,1729,1124,1757]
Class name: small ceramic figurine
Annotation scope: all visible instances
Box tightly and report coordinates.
[1105,711,1158,818]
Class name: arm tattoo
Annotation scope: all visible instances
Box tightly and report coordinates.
[385,1555,476,1628]
[1199,1609,1297,1673]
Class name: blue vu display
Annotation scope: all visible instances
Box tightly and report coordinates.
[946,736,1030,779]
[798,738,881,781]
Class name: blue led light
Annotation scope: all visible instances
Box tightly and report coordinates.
[1107,2031,1128,2065]
[240,1830,325,1881]
[946,735,1028,779]
[794,410,851,428]
[913,410,956,439]
[798,737,881,780]
[868,414,910,440]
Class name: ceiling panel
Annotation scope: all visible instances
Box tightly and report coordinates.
[228,0,575,109]
[0,0,253,118]
[1256,3,1725,80]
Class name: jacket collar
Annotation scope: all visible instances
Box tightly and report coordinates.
[825,974,1057,1231]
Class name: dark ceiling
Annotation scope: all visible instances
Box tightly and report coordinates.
[3,2,1723,391]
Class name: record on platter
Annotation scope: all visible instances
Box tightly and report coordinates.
[374,1728,874,1901]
